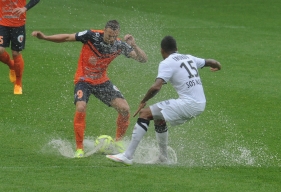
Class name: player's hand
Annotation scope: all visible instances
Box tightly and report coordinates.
[210,62,221,71]
[124,34,136,47]
[210,67,219,71]
[12,7,27,16]
[133,102,146,117]
[31,31,46,40]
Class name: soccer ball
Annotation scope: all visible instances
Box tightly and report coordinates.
[94,135,114,154]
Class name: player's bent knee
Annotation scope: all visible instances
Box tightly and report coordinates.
[121,106,130,114]
[12,51,21,58]
[139,108,152,119]
[76,101,86,112]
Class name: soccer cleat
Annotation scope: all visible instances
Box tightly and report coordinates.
[74,149,84,158]
[14,84,22,95]
[9,69,16,83]
[106,153,133,165]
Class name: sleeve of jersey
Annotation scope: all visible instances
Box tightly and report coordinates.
[189,55,205,68]
[75,30,91,43]
[156,61,172,84]
[25,0,40,10]
[121,42,134,58]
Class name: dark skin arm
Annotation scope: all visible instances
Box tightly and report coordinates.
[204,59,221,71]
[133,78,164,117]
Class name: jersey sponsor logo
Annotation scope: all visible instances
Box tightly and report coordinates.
[2,0,20,18]
[88,56,97,65]
[17,35,24,43]
[2,0,15,13]
[78,30,87,36]
[84,66,103,80]
[3,15,19,19]
[185,78,202,88]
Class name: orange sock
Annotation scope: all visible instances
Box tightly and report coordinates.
[0,51,14,69]
[14,54,24,86]
[115,113,130,141]
[74,111,86,150]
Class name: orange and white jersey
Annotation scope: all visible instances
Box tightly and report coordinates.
[74,30,133,85]
[0,0,27,27]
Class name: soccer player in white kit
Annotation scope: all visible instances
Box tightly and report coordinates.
[106,35,221,165]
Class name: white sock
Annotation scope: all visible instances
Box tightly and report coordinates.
[124,119,148,159]
[156,131,168,158]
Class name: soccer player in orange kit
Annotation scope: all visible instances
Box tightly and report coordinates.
[0,0,40,94]
[32,20,148,158]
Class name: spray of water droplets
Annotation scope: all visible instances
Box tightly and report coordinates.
[41,131,280,167]
[41,109,280,167]
[42,136,177,164]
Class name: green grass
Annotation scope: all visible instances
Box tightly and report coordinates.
[1,0,281,191]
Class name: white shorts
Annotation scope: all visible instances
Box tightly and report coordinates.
[150,99,206,126]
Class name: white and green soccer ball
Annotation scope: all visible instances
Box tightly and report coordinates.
[94,135,114,154]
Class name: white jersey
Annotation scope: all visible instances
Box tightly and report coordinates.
[157,52,206,103]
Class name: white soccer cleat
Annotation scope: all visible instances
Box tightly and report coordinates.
[106,153,133,165]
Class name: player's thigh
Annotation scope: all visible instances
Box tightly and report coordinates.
[111,98,129,114]
[94,81,126,108]
[0,25,11,49]
[156,99,177,109]
[10,25,25,51]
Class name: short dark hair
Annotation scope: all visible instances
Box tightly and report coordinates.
[105,20,120,30]
[161,36,177,53]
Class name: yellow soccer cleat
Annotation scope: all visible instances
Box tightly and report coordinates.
[9,69,16,83]
[74,149,84,158]
[14,84,22,95]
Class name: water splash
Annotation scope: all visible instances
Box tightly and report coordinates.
[47,139,74,158]
[43,136,177,164]
[133,137,177,165]
[42,127,280,167]
[46,137,99,158]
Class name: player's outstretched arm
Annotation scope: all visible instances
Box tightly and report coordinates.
[124,34,148,63]
[204,59,221,71]
[133,78,164,117]
[31,31,76,43]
